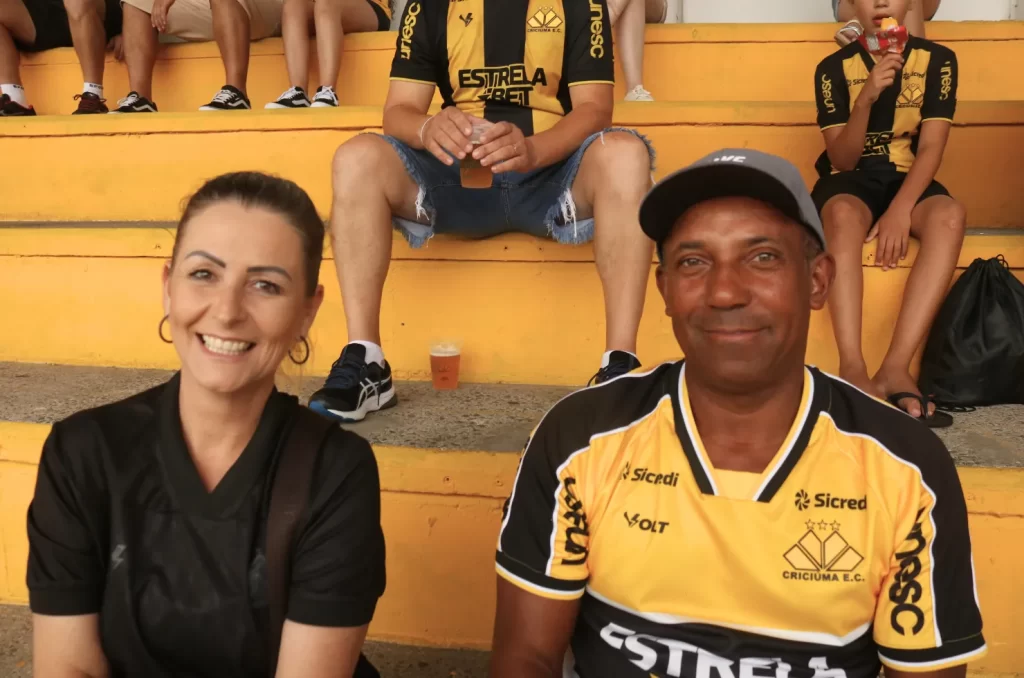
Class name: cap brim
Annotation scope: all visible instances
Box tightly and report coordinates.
[639,164,807,249]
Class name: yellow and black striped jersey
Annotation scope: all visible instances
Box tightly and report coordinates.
[497,362,986,677]
[814,37,958,176]
[389,0,614,136]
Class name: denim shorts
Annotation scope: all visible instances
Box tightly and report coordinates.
[832,0,841,20]
[376,127,655,248]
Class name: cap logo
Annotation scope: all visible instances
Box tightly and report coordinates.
[713,155,746,163]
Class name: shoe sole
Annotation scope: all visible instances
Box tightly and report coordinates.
[310,101,339,108]
[308,386,398,423]
[198,106,251,111]
[108,109,156,114]
[265,102,310,109]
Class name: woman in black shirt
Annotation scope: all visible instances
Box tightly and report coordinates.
[27,172,386,677]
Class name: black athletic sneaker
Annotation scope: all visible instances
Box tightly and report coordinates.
[307,344,398,422]
[0,93,35,116]
[311,86,339,108]
[110,92,158,113]
[589,350,642,386]
[73,92,108,114]
[199,85,251,111]
[265,86,311,109]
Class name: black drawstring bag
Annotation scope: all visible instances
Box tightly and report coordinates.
[918,255,1024,407]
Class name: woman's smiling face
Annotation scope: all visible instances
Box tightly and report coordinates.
[163,200,323,395]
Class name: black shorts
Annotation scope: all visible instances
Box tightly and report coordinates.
[15,0,121,52]
[15,0,72,52]
[367,0,390,30]
[811,170,950,224]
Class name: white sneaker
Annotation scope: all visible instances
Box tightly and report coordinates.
[624,85,654,102]
[311,86,340,108]
[265,86,311,109]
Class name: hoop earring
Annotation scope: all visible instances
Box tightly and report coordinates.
[289,336,310,365]
[158,315,173,344]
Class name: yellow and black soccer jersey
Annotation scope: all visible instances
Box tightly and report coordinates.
[814,36,958,176]
[389,0,614,136]
[497,362,986,677]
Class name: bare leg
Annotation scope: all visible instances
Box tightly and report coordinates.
[122,4,158,99]
[281,0,311,88]
[644,0,665,23]
[873,196,965,417]
[329,134,422,344]
[210,0,250,92]
[904,0,941,37]
[63,0,106,84]
[836,0,853,22]
[314,0,377,90]
[571,132,653,354]
[0,0,35,85]
[608,0,645,94]
[820,194,883,398]
[0,25,18,84]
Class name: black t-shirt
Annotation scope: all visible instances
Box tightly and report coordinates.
[27,374,386,678]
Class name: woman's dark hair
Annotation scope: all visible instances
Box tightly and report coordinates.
[171,172,324,296]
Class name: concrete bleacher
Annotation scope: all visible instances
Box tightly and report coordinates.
[14,22,1024,112]
[2,20,1024,675]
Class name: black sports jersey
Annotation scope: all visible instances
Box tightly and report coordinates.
[27,375,386,677]
[389,0,614,136]
[814,36,958,176]
[497,362,986,677]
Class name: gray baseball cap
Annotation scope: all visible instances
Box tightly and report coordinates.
[639,148,826,253]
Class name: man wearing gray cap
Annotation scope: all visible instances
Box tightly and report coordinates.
[489,149,985,678]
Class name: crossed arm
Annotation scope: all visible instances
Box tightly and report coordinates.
[32,614,367,678]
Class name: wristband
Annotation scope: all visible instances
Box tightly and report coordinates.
[418,116,433,148]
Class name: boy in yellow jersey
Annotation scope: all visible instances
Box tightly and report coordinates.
[491,148,985,678]
[811,0,963,427]
[309,0,656,423]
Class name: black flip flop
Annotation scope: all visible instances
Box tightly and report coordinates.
[887,392,954,429]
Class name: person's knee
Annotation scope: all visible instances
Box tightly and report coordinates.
[930,199,967,237]
[332,135,392,205]
[63,0,102,22]
[313,0,342,16]
[821,195,869,234]
[210,0,250,16]
[583,131,650,188]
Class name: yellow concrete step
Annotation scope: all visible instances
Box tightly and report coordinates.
[1,226,1022,384]
[2,102,1024,227]
[14,22,1024,115]
[0,363,1021,671]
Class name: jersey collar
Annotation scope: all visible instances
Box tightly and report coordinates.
[157,373,298,517]
[669,361,827,502]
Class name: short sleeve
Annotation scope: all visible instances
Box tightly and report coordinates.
[563,0,614,86]
[815,55,851,130]
[27,424,106,616]
[286,430,386,627]
[495,421,591,601]
[389,0,439,85]
[921,47,957,122]
[873,439,986,672]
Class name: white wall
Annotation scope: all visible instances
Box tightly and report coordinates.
[679,0,1016,23]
